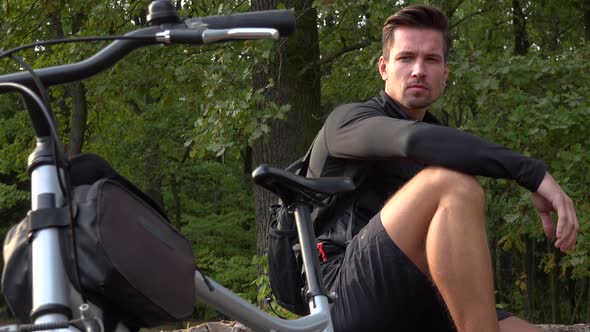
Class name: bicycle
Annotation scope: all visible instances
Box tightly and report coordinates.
[0,1,355,331]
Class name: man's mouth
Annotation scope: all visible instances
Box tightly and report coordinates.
[407,84,428,91]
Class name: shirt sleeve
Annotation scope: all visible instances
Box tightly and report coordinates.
[324,104,547,192]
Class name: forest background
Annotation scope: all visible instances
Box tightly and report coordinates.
[0,0,589,326]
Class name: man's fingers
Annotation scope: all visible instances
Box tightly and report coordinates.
[539,213,556,240]
[555,220,571,250]
[558,212,579,251]
[557,224,576,251]
[533,172,579,252]
[554,197,579,251]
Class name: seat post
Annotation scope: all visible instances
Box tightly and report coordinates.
[291,202,324,303]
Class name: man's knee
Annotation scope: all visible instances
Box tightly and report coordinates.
[420,166,484,204]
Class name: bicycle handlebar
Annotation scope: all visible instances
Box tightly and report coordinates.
[0,28,160,92]
[0,9,295,92]
[0,6,295,138]
[185,10,296,36]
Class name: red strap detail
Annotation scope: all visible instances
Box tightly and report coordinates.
[317,242,328,262]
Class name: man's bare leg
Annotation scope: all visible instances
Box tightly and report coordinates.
[380,167,497,332]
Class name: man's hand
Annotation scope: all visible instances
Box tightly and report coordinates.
[532,172,579,252]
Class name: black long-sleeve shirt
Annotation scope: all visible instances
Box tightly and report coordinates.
[307,91,547,251]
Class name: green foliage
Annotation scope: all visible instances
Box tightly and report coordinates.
[198,251,258,300]
[176,161,254,217]
[252,255,271,305]
[440,44,590,321]
[0,0,589,325]
[180,160,257,316]
[193,253,258,322]
[316,0,387,110]
[183,211,254,258]
[0,183,28,212]
[190,80,291,158]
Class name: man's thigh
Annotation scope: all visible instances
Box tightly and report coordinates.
[327,214,456,332]
[326,213,512,332]
[379,166,483,274]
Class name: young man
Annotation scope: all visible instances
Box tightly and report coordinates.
[307,5,579,332]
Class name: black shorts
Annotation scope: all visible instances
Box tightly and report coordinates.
[320,213,512,332]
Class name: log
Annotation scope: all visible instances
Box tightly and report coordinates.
[537,325,590,332]
[171,321,590,332]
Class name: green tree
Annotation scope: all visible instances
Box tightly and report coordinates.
[250,0,322,256]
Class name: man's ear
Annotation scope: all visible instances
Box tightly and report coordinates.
[444,62,449,82]
[378,56,388,80]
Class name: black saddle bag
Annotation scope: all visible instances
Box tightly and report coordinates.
[2,154,196,327]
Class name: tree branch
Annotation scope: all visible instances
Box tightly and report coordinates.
[295,41,372,78]
[451,7,494,30]
[447,0,466,19]
[319,41,372,66]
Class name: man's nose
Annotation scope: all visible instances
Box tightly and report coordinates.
[411,60,425,78]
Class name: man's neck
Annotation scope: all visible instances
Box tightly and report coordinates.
[380,90,428,121]
[400,106,427,121]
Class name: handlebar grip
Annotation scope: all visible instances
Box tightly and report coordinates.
[188,10,296,37]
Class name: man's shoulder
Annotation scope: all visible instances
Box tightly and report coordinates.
[333,97,384,113]
[327,97,386,122]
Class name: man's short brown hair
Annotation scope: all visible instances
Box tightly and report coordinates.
[382,5,449,61]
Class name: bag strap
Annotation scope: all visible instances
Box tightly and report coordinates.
[26,207,71,235]
[68,153,168,220]
[286,130,319,176]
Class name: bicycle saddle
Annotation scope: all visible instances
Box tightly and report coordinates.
[252,164,355,206]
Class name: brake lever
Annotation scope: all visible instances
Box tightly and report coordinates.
[155,28,279,45]
[203,28,279,43]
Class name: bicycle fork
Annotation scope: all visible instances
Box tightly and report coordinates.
[28,138,72,329]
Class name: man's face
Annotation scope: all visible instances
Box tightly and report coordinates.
[378,27,448,119]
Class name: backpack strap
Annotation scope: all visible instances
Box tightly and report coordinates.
[343,160,375,244]
[285,133,318,176]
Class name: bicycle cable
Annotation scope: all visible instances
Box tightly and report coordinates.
[4,55,87,304]
[264,294,287,320]
[0,35,157,60]
[0,34,169,305]
[8,54,68,194]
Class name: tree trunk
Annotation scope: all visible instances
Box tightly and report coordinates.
[570,279,586,324]
[524,236,535,321]
[568,278,577,323]
[143,95,165,209]
[493,232,502,303]
[51,3,88,157]
[512,0,530,55]
[242,146,253,176]
[549,242,559,323]
[171,176,182,230]
[143,150,165,209]
[67,82,88,157]
[251,0,321,257]
[584,7,590,43]
[551,260,558,322]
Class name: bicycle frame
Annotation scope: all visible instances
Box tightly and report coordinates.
[194,202,333,332]
[0,2,334,332]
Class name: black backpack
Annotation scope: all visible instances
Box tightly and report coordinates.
[265,137,374,316]
[266,154,313,316]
